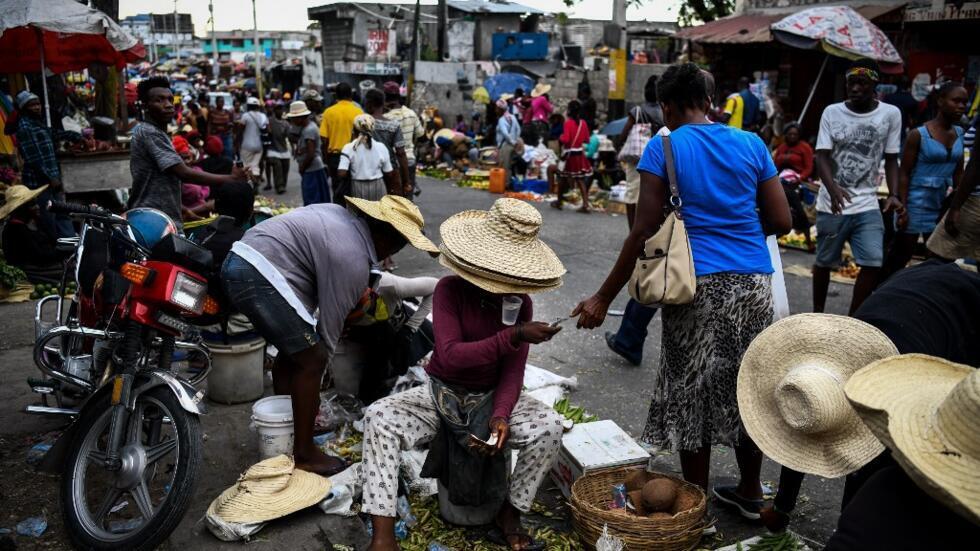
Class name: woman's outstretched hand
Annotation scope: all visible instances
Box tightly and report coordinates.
[510,322,561,346]
[572,294,610,329]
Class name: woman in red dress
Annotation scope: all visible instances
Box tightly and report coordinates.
[551,100,593,212]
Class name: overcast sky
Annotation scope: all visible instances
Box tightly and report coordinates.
[118,1,682,33]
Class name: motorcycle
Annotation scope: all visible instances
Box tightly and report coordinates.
[28,202,218,550]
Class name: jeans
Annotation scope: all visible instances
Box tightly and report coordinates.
[37,188,76,239]
[815,209,885,268]
[301,168,332,206]
[220,132,234,160]
[610,299,658,363]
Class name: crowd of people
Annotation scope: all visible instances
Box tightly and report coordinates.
[1,54,979,551]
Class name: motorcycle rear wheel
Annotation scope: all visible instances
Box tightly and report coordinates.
[60,386,202,550]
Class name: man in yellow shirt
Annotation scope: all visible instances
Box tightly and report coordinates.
[722,90,745,129]
[319,82,363,201]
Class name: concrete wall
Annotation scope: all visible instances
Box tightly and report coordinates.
[625,63,670,109]
[408,61,480,128]
[547,63,610,127]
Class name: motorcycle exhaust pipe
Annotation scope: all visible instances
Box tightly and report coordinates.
[34,325,123,391]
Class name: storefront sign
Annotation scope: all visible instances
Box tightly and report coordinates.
[367,29,396,59]
[333,61,402,76]
[905,2,980,22]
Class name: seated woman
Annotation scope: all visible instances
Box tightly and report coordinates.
[773,123,815,250]
[1,184,65,282]
[363,199,565,551]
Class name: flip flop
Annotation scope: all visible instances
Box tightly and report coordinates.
[487,526,545,551]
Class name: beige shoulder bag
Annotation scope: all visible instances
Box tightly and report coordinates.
[627,134,696,306]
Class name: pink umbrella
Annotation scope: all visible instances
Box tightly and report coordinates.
[771,6,903,124]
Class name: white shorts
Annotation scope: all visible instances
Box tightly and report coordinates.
[622,161,641,204]
[241,149,263,176]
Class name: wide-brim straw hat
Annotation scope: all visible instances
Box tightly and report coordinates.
[207,454,332,524]
[530,83,552,97]
[439,246,560,294]
[346,195,438,253]
[737,314,897,478]
[285,100,311,118]
[439,198,564,294]
[845,354,980,525]
[0,184,48,220]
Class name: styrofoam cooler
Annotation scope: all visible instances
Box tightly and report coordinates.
[549,420,650,499]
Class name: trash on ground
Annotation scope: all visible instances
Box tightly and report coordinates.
[15,516,47,538]
[595,524,624,551]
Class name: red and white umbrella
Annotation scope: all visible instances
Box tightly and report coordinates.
[770,6,902,124]
[0,0,146,124]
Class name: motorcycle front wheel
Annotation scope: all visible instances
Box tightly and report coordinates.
[61,386,202,550]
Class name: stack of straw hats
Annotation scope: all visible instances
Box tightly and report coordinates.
[347,195,438,254]
[439,198,565,294]
[208,455,332,524]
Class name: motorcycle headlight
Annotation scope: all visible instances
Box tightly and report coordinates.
[170,272,207,314]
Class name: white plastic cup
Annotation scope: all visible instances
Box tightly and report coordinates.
[501,296,523,326]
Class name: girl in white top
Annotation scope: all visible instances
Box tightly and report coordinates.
[338,114,394,202]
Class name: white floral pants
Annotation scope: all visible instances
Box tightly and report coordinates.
[361,384,564,517]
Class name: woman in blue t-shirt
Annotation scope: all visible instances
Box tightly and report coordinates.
[573,63,791,520]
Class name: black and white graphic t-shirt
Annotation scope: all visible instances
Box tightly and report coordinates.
[815,101,901,215]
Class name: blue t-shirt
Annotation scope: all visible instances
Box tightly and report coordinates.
[637,124,777,277]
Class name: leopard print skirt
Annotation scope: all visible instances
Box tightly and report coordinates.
[641,273,773,452]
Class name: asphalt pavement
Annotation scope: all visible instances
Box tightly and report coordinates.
[0,172,856,550]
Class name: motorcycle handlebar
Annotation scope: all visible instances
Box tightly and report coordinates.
[48,201,125,224]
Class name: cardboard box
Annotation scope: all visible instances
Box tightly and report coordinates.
[550,420,650,499]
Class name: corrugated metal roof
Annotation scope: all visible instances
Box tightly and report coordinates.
[675,4,904,44]
[447,0,544,15]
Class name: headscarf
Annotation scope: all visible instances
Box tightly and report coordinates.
[353,114,375,149]
[15,91,39,109]
[172,135,190,155]
[204,135,224,157]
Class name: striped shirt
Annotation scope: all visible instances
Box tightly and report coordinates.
[384,105,424,164]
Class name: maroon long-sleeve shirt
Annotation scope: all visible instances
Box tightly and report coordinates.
[425,276,532,421]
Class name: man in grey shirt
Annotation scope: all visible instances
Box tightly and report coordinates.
[286,100,331,205]
[128,76,247,229]
[221,195,438,475]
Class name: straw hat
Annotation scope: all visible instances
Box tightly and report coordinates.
[285,100,311,118]
[530,83,552,97]
[845,354,980,525]
[207,455,332,524]
[737,314,897,478]
[0,184,48,220]
[438,198,565,294]
[346,195,438,253]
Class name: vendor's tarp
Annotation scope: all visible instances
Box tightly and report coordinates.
[483,73,534,101]
[600,117,627,137]
[771,6,902,65]
[0,0,145,73]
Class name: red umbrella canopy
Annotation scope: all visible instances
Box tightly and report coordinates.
[0,0,146,73]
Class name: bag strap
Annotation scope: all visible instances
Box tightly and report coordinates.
[662,134,682,217]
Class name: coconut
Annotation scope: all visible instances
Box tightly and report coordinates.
[671,490,699,515]
[626,490,647,515]
[641,478,678,512]
[624,469,652,492]
[648,511,674,520]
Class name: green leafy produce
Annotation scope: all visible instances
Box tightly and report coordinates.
[0,258,27,289]
[743,532,801,551]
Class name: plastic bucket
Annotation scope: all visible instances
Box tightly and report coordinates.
[206,337,266,404]
[251,395,294,459]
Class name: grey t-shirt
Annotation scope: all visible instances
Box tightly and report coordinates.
[128,122,184,228]
[239,203,377,360]
[372,117,405,169]
[295,121,325,173]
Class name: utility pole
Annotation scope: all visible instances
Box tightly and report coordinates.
[252,0,263,99]
[407,0,421,104]
[173,0,180,60]
[209,1,219,79]
[437,0,447,61]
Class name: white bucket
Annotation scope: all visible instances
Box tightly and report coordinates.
[251,395,294,459]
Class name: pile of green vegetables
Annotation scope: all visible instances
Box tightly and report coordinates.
[736,532,802,551]
[553,398,598,425]
[0,258,27,290]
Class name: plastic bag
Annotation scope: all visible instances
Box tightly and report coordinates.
[595,524,624,551]
[767,235,790,321]
[315,390,365,432]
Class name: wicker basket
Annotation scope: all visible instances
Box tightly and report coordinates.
[570,466,706,551]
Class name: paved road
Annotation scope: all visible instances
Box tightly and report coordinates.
[0,174,855,549]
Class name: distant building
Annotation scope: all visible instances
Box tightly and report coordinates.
[121,13,195,61]
[201,30,318,63]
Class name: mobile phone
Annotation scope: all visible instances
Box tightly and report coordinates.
[467,432,499,452]
[551,315,575,328]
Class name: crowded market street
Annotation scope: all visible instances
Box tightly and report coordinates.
[0,177,855,550]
